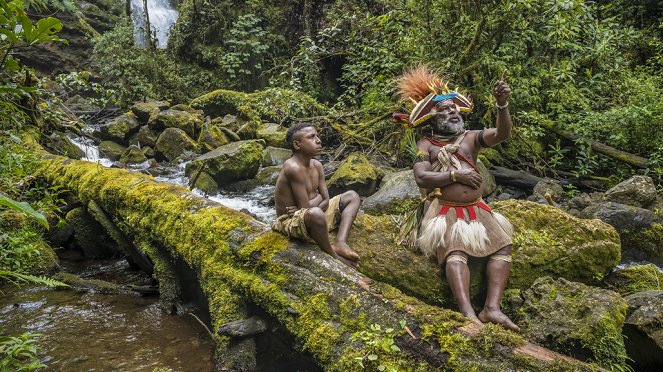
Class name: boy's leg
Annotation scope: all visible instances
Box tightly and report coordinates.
[478,245,520,331]
[333,190,360,261]
[446,251,482,325]
[305,207,357,268]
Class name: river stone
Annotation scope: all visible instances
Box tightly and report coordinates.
[478,159,496,197]
[185,140,265,185]
[120,145,148,164]
[217,316,268,338]
[257,123,287,147]
[197,121,229,152]
[261,146,291,167]
[491,200,621,288]
[490,166,543,190]
[150,109,202,138]
[154,128,199,162]
[603,175,657,208]
[623,290,663,370]
[65,207,114,259]
[581,201,663,263]
[328,153,382,197]
[225,107,260,140]
[130,100,169,123]
[142,146,154,158]
[604,264,663,296]
[136,125,158,148]
[98,140,126,161]
[190,171,219,195]
[46,132,84,159]
[362,169,420,215]
[533,178,564,201]
[516,276,627,369]
[254,165,281,186]
[99,113,140,144]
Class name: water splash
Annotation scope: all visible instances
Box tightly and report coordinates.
[131,0,179,49]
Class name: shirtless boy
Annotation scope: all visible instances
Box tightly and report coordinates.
[272,123,361,268]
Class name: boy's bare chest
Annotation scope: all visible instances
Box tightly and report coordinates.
[305,167,321,191]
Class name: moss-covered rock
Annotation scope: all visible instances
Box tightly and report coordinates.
[64,207,115,258]
[261,146,291,167]
[130,100,170,123]
[604,264,663,296]
[257,123,287,147]
[254,165,281,187]
[120,145,148,164]
[98,140,126,161]
[150,108,203,138]
[328,153,382,197]
[361,169,421,215]
[603,175,657,209]
[191,171,219,194]
[99,113,141,144]
[198,121,229,153]
[492,200,621,288]
[154,128,199,162]
[190,88,326,122]
[517,276,628,369]
[621,223,663,264]
[136,125,159,148]
[53,272,131,294]
[185,140,264,185]
[623,290,663,370]
[45,132,84,159]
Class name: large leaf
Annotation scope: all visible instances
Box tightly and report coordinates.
[26,16,61,45]
[0,194,49,229]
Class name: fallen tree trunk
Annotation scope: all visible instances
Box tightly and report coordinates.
[540,121,649,169]
[37,155,596,371]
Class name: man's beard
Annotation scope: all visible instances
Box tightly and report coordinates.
[431,114,465,136]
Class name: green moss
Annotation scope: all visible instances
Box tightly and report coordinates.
[474,323,526,353]
[578,312,628,370]
[292,293,341,363]
[605,264,663,296]
[53,272,126,294]
[138,239,181,311]
[328,153,378,187]
[621,222,663,263]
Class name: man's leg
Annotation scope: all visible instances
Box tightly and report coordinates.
[478,245,519,331]
[445,251,482,325]
[333,190,360,261]
[305,207,357,268]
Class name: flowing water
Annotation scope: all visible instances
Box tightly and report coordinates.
[131,0,179,49]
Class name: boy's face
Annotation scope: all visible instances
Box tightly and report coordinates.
[293,126,322,156]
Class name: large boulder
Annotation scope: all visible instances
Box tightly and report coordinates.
[516,276,628,369]
[99,113,140,144]
[190,171,219,195]
[46,132,84,159]
[130,100,170,123]
[120,145,148,165]
[136,125,159,148]
[604,264,663,296]
[581,202,663,263]
[533,178,564,202]
[492,200,621,288]
[198,121,229,153]
[490,166,543,190]
[361,169,421,215]
[185,140,265,185]
[149,109,203,138]
[328,153,382,197]
[98,141,126,161]
[257,123,287,147]
[623,290,663,370]
[261,146,291,167]
[603,175,657,208]
[154,128,199,162]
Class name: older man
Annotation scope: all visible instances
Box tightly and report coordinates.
[398,67,518,331]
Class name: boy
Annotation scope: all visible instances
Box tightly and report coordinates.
[272,122,361,268]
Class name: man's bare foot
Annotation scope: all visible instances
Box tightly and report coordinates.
[478,308,520,332]
[332,242,360,261]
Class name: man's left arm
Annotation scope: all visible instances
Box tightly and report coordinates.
[316,161,330,211]
[478,70,512,148]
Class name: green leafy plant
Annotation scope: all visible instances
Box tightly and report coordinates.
[0,194,48,229]
[0,332,46,371]
[350,322,407,371]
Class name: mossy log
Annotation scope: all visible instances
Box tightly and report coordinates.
[37,156,597,371]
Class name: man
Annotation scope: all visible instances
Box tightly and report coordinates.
[398,67,519,331]
[272,122,361,268]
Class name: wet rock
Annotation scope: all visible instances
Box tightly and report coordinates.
[533,178,564,202]
[565,192,592,211]
[254,166,281,186]
[581,201,657,231]
[478,160,496,197]
[217,316,268,338]
[46,132,84,159]
[130,100,170,123]
[603,175,657,208]
[120,145,148,164]
[154,128,199,162]
[328,153,382,197]
[517,276,627,369]
[497,192,512,201]
[190,171,219,194]
[261,146,291,167]
[98,141,126,161]
[150,109,203,138]
[136,125,159,148]
[142,146,154,158]
[257,123,287,147]
[623,290,663,370]
[361,169,420,215]
[492,200,621,288]
[197,121,229,153]
[99,113,140,144]
[185,140,265,185]
[604,264,663,296]
[224,108,260,140]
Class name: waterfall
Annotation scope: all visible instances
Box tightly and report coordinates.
[131,0,179,49]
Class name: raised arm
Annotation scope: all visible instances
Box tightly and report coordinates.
[478,70,512,148]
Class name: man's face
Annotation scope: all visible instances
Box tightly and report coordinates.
[430,99,464,135]
[293,126,322,156]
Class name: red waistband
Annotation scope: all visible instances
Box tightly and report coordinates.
[438,200,491,221]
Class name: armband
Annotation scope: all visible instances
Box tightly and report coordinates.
[478,130,490,148]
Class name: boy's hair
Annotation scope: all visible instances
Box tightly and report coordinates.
[285,122,314,150]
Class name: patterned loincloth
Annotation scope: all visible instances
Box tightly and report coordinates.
[271,195,343,241]
[418,198,513,265]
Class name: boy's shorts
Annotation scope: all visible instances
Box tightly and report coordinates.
[271,195,343,240]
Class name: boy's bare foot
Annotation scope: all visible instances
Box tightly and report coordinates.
[465,314,483,326]
[332,242,360,261]
[333,253,359,269]
[478,308,520,332]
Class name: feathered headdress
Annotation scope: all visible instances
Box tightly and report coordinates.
[393,66,474,128]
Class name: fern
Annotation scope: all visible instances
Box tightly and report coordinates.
[0,270,69,287]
